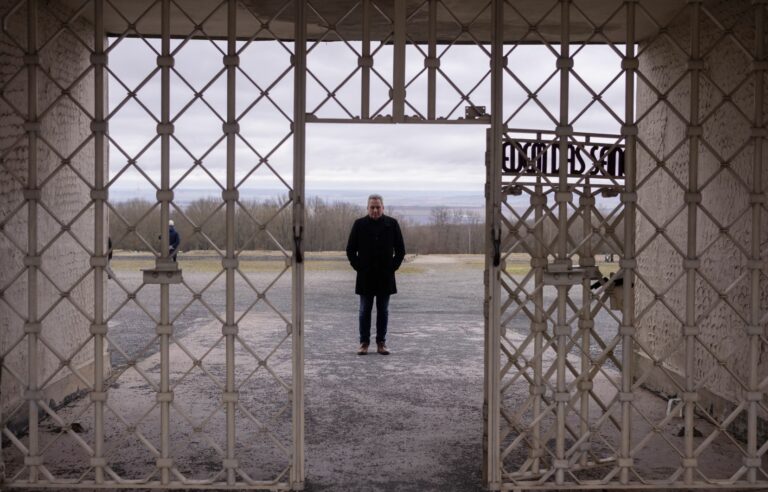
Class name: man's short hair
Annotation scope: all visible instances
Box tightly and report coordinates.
[368,193,384,205]
[169,219,175,226]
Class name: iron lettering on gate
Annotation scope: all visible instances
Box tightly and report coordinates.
[502,139,625,179]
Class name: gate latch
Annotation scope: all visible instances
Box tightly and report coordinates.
[142,258,182,284]
[293,226,303,264]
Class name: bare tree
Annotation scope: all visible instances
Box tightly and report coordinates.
[176,197,226,251]
[109,199,160,253]
[108,197,623,256]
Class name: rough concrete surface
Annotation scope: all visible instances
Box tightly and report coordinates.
[635,0,768,418]
[0,0,109,417]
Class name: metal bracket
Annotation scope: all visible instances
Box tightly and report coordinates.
[542,270,583,286]
[492,228,501,267]
[465,105,488,119]
[142,259,182,284]
[294,226,304,264]
[501,184,523,196]
[542,265,600,286]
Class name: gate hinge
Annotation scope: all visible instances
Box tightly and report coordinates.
[294,226,304,264]
[492,228,501,267]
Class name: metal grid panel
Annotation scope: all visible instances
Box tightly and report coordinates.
[0,0,766,490]
[1,0,105,485]
[0,0,304,488]
[303,0,494,123]
[488,0,768,489]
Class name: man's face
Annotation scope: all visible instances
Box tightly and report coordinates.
[367,199,384,220]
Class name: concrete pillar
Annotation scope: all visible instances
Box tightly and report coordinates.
[636,0,768,437]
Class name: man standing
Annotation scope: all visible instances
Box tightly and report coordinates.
[346,194,406,355]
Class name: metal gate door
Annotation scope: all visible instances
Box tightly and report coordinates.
[2,0,767,490]
[484,1,768,490]
[1,0,305,488]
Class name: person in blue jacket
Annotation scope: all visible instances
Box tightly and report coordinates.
[169,219,180,262]
[345,194,406,355]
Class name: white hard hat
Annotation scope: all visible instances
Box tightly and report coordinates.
[169,219,175,226]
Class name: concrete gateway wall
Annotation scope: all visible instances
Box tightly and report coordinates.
[635,0,768,433]
[0,0,108,419]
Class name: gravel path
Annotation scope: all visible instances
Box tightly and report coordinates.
[104,254,487,490]
[11,254,738,491]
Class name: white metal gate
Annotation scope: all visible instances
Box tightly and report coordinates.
[485,0,768,490]
[1,0,766,490]
[1,0,304,488]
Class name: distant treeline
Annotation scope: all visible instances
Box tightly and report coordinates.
[108,196,620,255]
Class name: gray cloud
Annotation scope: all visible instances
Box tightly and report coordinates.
[108,38,625,192]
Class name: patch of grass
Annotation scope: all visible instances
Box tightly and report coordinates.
[397,264,425,274]
[599,263,620,275]
[503,262,534,276]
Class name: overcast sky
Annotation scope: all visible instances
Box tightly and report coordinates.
[107,37,627,200]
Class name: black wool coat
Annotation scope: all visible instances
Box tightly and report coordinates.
[346,215,406,295]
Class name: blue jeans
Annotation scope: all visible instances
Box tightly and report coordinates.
[358,294,390,344]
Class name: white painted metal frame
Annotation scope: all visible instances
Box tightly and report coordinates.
[291,0,306,487]
[491,0,768,490]
[304,0,492,124]
[26,0,41,484]
[484,0,504,488]
[1,0,767,490]
[1,0,304,489]
[748,5,766,486]
[91,0,107,484]
[224,0,238,485]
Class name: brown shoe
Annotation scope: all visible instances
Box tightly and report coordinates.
[357,343,369,355]
[376,342,390,355]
